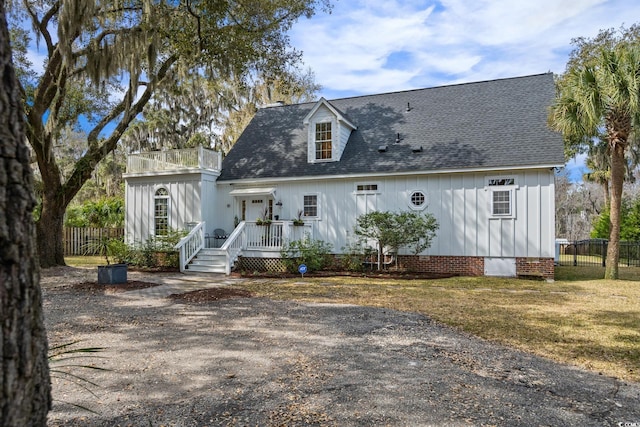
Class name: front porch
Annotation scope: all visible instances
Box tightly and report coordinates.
[175,220,314,274]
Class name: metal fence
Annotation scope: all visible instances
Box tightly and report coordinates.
[63,227,124,256]
[556,239,640,267]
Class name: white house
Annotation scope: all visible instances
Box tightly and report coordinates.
[124,73,564,279]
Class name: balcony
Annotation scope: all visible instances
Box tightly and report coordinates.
[126,147,222,174]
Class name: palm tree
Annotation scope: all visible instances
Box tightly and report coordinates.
[583,134,640,209]
[550,44,640,279]
[583,141,611,208]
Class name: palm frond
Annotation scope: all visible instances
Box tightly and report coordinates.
[49,341,109,414]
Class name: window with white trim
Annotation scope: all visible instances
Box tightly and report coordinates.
[492,190,511,215]
[315,122,332,160]
[488,177,516,217]
[303,194,318,217]
[154,188,169,236]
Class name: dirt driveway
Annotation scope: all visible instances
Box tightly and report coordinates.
[42,268,640,426]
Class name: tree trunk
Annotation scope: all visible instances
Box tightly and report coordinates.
[36,190,67,268]
[0,3,52,424]
[605,142,625,279]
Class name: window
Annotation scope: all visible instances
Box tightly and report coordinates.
[488,177,515,217]
[488,178,515,186]
[407,190,427,211]
[411,191,425,207]
[492,190,511,215]
[356,184,378,192]
[303,194,318,217]
[315,122,332,160]
[154,188,169,236]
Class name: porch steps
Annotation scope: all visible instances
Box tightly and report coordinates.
[185,248,228,274]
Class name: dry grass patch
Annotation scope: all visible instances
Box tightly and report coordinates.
[64,256,105,267]
[237,270,640,382]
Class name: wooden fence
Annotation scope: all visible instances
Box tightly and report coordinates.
[63,227,124,256]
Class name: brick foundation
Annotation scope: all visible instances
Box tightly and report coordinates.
[237,255,555,280]
[385,255,555,280]
[398,255,485,276]
[515,257,555,280]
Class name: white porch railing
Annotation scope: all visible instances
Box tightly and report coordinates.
[127,146,222,173]
[179,221,314,274]
[243,221,313,249]
[219,222,246,275]
[174,221,205,272]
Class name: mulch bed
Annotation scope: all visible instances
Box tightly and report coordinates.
[68,280,254,303]
[69,281,160,294]
[169,288,253,303]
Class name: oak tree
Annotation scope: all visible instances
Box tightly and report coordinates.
[1,0,51,424]
[10,0,330,267]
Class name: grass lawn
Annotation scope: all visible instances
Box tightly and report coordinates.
[64,256,105,267]
[237,266,640,382]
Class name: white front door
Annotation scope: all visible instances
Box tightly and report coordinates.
[241,198,272,222]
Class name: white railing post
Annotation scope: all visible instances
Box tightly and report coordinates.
[283,221,291,245]
[174,221,205,272]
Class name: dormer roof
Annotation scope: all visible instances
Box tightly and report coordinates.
[303,97,357,130]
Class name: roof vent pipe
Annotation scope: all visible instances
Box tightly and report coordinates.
[406,102,411,112]
[395,133,402,144]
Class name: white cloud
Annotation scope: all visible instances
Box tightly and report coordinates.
[292,0,640,98]
[435,0,606,46]
[25,48,47,75]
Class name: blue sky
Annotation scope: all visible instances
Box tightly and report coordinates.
[289,0,640,181]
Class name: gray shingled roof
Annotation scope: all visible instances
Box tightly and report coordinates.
[218,73,564,181]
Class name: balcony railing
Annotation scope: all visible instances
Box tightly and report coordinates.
[127,147,222,174]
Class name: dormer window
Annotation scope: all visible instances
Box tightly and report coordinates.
[315,122,332,160]
[304,98,357,164]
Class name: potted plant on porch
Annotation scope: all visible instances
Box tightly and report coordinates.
[255,206,272,226]
[293,209,305,226]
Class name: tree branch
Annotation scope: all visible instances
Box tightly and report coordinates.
[63,54,178,200]
[72,27,144,59]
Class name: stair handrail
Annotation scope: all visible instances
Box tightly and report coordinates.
[220,221,246,274]
[174,221,205,272]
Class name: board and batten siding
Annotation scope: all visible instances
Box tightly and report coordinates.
[125,173,205,245]
[218,168,555,258]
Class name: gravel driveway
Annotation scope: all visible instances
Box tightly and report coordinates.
[42,269,640,426]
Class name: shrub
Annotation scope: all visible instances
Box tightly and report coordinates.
[339,240,367,272]
[280,234,333,273]
[355,210,438,269]
[123,229,187,269]
[65,196,124,228]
